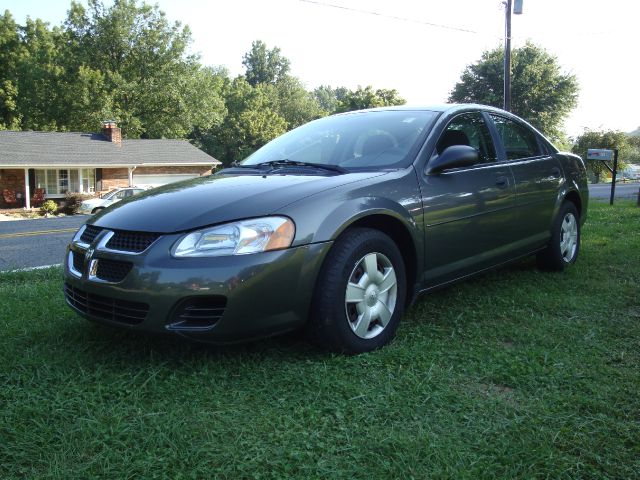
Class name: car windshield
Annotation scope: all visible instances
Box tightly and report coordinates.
[240,110,438,170]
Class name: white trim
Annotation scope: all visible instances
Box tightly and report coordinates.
[24,168,31,209]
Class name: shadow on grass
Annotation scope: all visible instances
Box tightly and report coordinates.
[31,256,552,369]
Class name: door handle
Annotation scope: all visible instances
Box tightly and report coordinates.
[550,167,562,178]
[495,176,509,189]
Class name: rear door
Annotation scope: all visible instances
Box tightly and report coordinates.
[421,112,517,287]
[488,114,563,251]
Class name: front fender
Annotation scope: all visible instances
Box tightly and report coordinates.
[280,169,422,244]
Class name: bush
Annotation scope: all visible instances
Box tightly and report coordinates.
[40,200,57,216]
[63,192,93,215]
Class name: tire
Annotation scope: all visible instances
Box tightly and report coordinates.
[91,207,103,214]
[307,228,406,354]
[536,202,580,271]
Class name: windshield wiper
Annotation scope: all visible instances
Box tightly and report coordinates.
[254,159,348,174]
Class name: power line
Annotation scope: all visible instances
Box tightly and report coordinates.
[297,0,481,35]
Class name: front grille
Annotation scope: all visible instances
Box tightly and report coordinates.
[95,259,132,283]
[64,283,149,325]
[106,231,160,253]
[80,224,102,244]
[72,250,84,273]
[168,296,227,330]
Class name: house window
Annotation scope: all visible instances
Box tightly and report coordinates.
[81,169,95,193]
[34,169,96,195]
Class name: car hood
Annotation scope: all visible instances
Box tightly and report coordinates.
[91,171,386,233]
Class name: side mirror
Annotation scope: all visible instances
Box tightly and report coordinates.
[426,145,479,174]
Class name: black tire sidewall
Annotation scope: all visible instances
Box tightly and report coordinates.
[545,202,581,270]
[310,228,406,353]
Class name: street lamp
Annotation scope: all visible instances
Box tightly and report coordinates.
[503,0,523,112]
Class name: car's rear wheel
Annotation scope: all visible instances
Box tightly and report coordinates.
[537,201,580,271]
[307,228,406,354]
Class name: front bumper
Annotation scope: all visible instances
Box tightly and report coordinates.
[63,228,332,342]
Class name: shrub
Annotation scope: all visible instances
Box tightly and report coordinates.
[63,192,93,215]
[40,200,57,216]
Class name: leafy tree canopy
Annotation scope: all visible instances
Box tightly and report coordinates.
[242,40,290,87]
[335,86,406,113]
[312,85,349,115]
[449,42,579,142]
[571,129,632,181]
[0,1,226,138]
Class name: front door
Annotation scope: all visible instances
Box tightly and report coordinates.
[420,112,517,287]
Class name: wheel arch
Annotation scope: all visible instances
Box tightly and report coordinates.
[563,190,582,217]
[335,212,420,307]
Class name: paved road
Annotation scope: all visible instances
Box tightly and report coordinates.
[588,182,640,200]
[0,216,88,271]
[1,182,638,271]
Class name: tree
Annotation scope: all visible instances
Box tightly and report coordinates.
[61,0,226,138]
[200,77,287,164]
[335,86,405,113]
[0,11,23,129]
[242,40,290,87]
[449,42,579,142]
[313,85,349,114]
[572,129,631,182]
[266,76,324,129]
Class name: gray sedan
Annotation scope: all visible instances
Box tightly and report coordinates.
[63,105,588,353]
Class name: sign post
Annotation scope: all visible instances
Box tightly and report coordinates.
[609,149,618,206]
[587,148,619,205]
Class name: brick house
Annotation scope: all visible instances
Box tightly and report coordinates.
[0,122,221,209]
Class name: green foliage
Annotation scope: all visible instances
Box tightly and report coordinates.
[0,2,226,138]
[198,77,288,164]
[626,135,640,165]
[312,85,349,114]
[449,42,579,142]
[267,76,324,129]
[572,129,631,181]
[39,199,57,215]
[335,85,406,113]
[63,192,92,215]
[1,203,639,478]
[242,40,290,87]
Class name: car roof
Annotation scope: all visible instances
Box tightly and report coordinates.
[341,103,510,115]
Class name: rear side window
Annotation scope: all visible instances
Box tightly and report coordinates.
[436,112,497,163]
[490,115,541,160]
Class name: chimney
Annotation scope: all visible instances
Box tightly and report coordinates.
[102,120,122,144]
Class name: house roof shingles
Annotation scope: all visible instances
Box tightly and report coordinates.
[0,130,220,168]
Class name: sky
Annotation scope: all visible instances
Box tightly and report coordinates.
[4,0,640,136]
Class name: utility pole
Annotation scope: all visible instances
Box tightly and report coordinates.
[503,0,523,112]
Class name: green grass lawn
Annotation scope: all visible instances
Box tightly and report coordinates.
[1,202,639,479]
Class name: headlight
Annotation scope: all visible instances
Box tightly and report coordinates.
[172,216,295,257]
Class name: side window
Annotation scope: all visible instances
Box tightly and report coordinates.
[436,113,497,164]
[490,115,541,160]
[114,190,127,199]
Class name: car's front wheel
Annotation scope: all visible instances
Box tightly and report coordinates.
[308,228,406,354]
[537,201,581,271]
